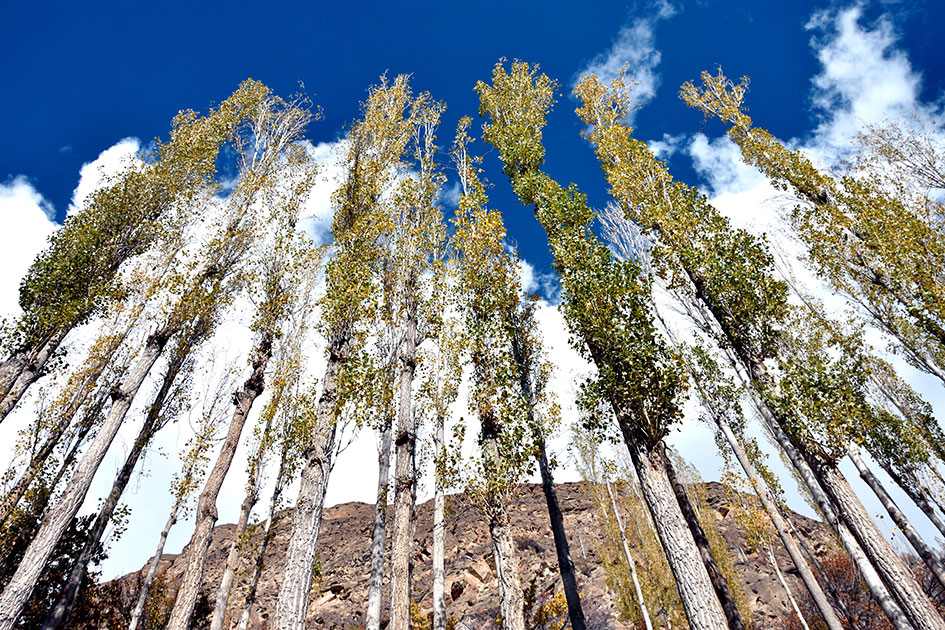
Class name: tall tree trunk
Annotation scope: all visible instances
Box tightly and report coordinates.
[849,448,945,591]
[605,481,653,630]
[42,346,184,630]
[234,474,285,630]
[510,330,587,630]
[536,438,588,630]
[274,329,348,630]
[365,412,394,630]
[739,369,914,630]
[432,413,446,630]
[389,286,419,630]
[786,516,859,630]
[490,508,527,630]
[0,336,125,530]
[128,507,178,630]
[208,457,263,630]
[0,329,69,423]
[882,463,945,541]
[165,336,271,630]
[621,432,728,630]
[662,449,747,630]
[0,328,170,630]
[814,457,945,630]
[768,545,811,630]
[714,413,844,630]
[0,414,91,531]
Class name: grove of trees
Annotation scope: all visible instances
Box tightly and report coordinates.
[0,58,943,630]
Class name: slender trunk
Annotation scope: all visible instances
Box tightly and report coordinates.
[0,329,69,423]
[786,516,859,630]
[128,507,178,630]
[234,475,284,630]
[715,414,844,630]
[208,460,262,630]
[274,329,348,630]
[490,509,526,630]
[918,480,945,539]
[605,481,653,630]
[42,347,182,630]
[849,448,945,591]
[365,411,394,630]
[662,449,746,630]
[740,373,914,630]
[768,545,811,630]
[510,328,587,630]
[432,413,446,630]
[389,287,419,630]
[884,464,945,541]
[815,456,945,630]
[0,329,169,630]
[621,432,728,630]
[536,439,588,630]
[165,336,271,630]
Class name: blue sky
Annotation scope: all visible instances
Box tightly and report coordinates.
[2,0,945,581]
[4,0,942,283]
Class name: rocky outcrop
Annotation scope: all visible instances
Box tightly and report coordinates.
[107,481,838,629]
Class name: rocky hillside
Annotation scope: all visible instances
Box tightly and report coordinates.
[106,482,838,629]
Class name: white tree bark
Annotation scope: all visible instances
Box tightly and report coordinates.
[208,473,258,630]
[165,340,269,630]
[622,434,728,630]
[767,546,811,630]
[815,459,944,630]
[715,415,844,630]
[389,287,419,630]
[0,330,168,630]
[605,481,653,630]
[0,329,69,423]
[432,413,446,630]
[490,512,526,630]
[274,331,347,630]
[849,448,945,591]
[128,508,178,630]
[365,413,394,630]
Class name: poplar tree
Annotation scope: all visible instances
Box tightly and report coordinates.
[0,86,252,421]
[576,72,942,630]
[476,60,728,630]
[386,86,447,630]
[599,203,844,630]
[128,404,217,630]
[0,80,281,630]
[450,119,540,630]
[451,117,587,630]
[275,75,414,630]
[414,262,461,630]
[164,95,316,630]
[679,70,945,387]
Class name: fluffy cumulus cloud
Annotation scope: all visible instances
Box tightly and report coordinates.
[68,137,142,216]
[574,0,676,123]
[681,3,945,534]
[0,177,58,319]
[805,5,926,160]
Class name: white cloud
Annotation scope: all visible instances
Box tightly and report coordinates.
[678,3,945,544]
[69,138,142,216]
[648,132,687,160]
[437,180,462,211]
[805,6,925,161]
[574,2,676,122]
[300,139,347,246]
[0,177,58,319]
